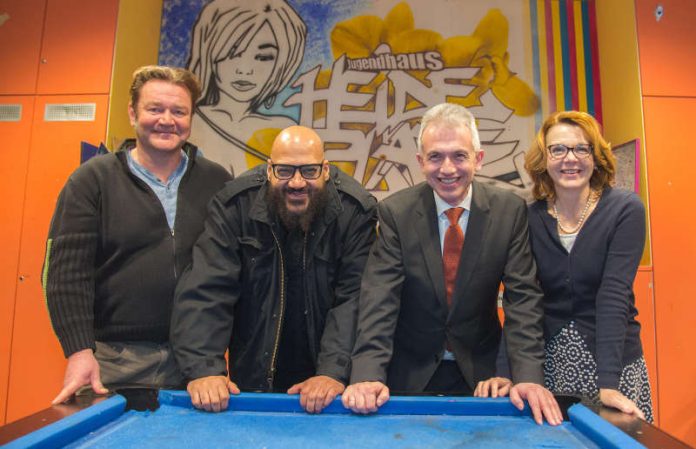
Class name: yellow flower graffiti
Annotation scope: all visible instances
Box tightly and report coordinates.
[329,2,539,116]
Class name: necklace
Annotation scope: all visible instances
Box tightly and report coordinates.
[553,191,597,234]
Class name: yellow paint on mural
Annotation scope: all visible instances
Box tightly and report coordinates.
[329,2,539,118]
[107,0,163,149]
[244,128,283,167]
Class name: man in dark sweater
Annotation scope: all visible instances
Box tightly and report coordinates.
[171,126,377,414]
[43,66,231,404]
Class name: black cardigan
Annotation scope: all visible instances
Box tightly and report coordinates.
[528,187,646,389]
[43,140,230,357]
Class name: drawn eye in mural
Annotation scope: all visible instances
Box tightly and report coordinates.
[186,0,306,176]
[214,23,279,105]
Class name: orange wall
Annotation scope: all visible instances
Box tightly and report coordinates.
[0,95,35,425]
[595,0,659,423]
[0,0,45,94]
[636,0,696,445]
[0,0,118,424]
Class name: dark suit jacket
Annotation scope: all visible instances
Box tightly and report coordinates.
[350,181,545,391]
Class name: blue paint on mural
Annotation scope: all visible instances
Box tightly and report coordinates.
[158,0,365,79]
[159,0,209,67]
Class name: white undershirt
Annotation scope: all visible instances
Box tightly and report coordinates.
[559,231,578,252]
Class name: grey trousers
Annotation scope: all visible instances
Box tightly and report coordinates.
[92,341,185,390]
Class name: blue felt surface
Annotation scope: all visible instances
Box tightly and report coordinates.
[53,393,604,449]
[62,405,601,449]
[7,392,644,449]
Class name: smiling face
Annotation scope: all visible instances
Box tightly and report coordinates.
[267,126,330,229]
[128,79,192,155]
[214,22,279,104]
[545,122,595,196]
[417,122,484,206]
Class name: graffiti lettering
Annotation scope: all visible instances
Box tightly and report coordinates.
[286,49,523,198]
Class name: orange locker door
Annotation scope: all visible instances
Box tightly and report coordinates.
[636,0,696,445]
[637,0,696,97]
[5,94,109,423]
[643,97,696,446]
[0,96,36,424]
[0,0,46,95]
[36,0,118,95]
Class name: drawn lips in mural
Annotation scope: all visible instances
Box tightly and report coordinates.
[231,80,258,92]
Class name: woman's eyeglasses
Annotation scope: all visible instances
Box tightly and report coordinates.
[547,144,593,160]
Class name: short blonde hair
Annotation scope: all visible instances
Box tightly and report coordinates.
[524,110,615,200]
[129,65,202,109]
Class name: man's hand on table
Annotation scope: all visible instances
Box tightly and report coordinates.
[53,349,108,405]
[187,376,240,412]
[341,381,390,414]
[287,375,344,414]
[510,382,563,426]
[474,376,513,398]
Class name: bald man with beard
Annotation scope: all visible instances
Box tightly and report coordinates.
[171,126,377,414]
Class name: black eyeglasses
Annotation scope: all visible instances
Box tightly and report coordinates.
[547,144,593,160]
[270,163,324,180]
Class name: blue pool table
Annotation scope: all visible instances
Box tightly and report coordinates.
[0,390,691,449]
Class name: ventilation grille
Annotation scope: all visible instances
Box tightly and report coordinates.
[0,104,22,122]
[44,103,96,122]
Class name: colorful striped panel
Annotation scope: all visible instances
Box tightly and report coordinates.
[530,0,602,128]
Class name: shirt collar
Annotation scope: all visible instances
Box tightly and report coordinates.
[433,183,473,218]
[127,149,188,185]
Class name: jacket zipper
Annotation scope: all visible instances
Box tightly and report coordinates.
[171,228,177,279]
[302,232,308,271]
[302,232,313,363]
[128,169,178,279]
[267,227,286,390]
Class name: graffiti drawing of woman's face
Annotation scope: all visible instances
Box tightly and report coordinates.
[188,0,306,111]
[215,22,279,104]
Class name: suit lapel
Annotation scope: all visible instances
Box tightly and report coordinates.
[452,181,490,308]
[414,185,448,308]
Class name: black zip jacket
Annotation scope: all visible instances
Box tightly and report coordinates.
[43,140,231,357]
[171,165,377,391]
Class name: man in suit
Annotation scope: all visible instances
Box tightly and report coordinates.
[342,103,562,425]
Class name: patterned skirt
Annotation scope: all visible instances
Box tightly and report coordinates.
[544,321,654,423]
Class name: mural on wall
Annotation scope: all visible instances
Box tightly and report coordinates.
[160,0,601,199]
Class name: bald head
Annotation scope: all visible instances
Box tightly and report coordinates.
[270,125,324,162]
[267,126,330,229]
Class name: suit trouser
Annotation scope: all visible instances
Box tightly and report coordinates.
[78,341,185,394]
[423,360,473,395]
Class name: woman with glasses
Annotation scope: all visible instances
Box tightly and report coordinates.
[476,110,653,422]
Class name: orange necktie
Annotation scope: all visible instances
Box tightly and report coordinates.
[443,207,465,307]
